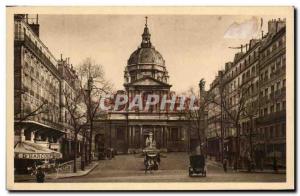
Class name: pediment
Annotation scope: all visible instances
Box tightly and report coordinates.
[128,76,170,87]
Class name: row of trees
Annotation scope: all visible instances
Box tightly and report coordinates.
[187,77,259,171]
[15,57,112,173]
[63,58,113,172]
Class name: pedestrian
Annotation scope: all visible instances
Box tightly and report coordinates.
[247,152,252,172]
[273,156,278,173]
[36,167,45,183]
[223,158,228,172]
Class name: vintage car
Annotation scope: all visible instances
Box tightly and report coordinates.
[189,154,207,177]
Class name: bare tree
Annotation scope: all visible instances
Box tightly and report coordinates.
[77,57,113,163]
[184,79,210,155]
[14,89,50,123]
[63,88,87,173]
[240,82,260,171]
[209,80,253,170]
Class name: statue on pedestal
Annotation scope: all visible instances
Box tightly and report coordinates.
[145,132,156,149]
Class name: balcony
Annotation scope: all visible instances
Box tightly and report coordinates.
[34,140,50,148]
[40,117,64,131]
[257,110,286,124]
[23,34,58,74]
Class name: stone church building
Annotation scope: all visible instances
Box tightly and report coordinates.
[93,20,197,155]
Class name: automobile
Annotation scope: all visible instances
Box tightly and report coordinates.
[189,154,207,177]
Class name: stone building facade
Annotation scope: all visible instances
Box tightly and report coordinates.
[14,14,83,172]
[92,21,192,155]
[206,18,286,168]
[14,14,62,148]
[257,19,286,167]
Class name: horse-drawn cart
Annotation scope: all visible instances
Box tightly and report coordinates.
[143,148,160,173]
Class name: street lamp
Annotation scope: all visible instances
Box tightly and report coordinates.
[85,77,110,163]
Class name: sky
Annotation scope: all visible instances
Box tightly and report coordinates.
[37,14,278,93]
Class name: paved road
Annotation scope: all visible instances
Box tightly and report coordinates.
[48,153,286,182]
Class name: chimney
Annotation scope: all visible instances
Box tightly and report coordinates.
[60,54,63,61]
[29,14,40,37]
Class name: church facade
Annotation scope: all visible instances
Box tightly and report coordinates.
[92,20,197,155]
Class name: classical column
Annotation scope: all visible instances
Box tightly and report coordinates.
[165,126,169,148]
[132,126,135,148]
[139,125,143,148]
[160,126,163,148]
[161,126,164,148]
[128,126,132,148]
[20,128,25,142]
[153,126,156,144]
[30,131,35,142]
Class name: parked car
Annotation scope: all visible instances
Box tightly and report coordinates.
[189,154,207,177]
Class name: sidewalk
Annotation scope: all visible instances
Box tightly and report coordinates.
[15,161,99,182]
[237,169,286,174]
[207,159,286,174]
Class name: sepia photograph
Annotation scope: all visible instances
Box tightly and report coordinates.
[6,6,294,190]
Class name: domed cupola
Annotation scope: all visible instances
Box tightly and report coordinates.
[124,17,169,85]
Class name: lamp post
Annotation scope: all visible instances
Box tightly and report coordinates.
[86,77,110,163]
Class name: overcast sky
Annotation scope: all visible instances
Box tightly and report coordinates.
[38,15,278,92]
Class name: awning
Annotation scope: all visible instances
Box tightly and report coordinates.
[14,141,62,160]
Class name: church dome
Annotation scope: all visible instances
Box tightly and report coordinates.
[127,47,165,66]
[124,17,169,85]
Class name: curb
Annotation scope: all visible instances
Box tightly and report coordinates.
[48,162,99,180]
[237,170,286,174]
[15,162,99,182]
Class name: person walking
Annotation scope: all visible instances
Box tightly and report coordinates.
[273,156,278,173]
[36,167,45,183]
[223,158,228,172]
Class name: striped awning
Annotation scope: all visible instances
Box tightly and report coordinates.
[14,141,62,159]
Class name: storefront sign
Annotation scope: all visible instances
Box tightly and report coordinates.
[16,153,53,159]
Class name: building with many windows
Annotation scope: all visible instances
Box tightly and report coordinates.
[257,19,286,167]
[206,18,286,169]
[14,14,83,173]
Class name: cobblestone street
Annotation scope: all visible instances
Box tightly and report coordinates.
[46,153,286,183]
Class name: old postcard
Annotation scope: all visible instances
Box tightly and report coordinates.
[6,6,294,190]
